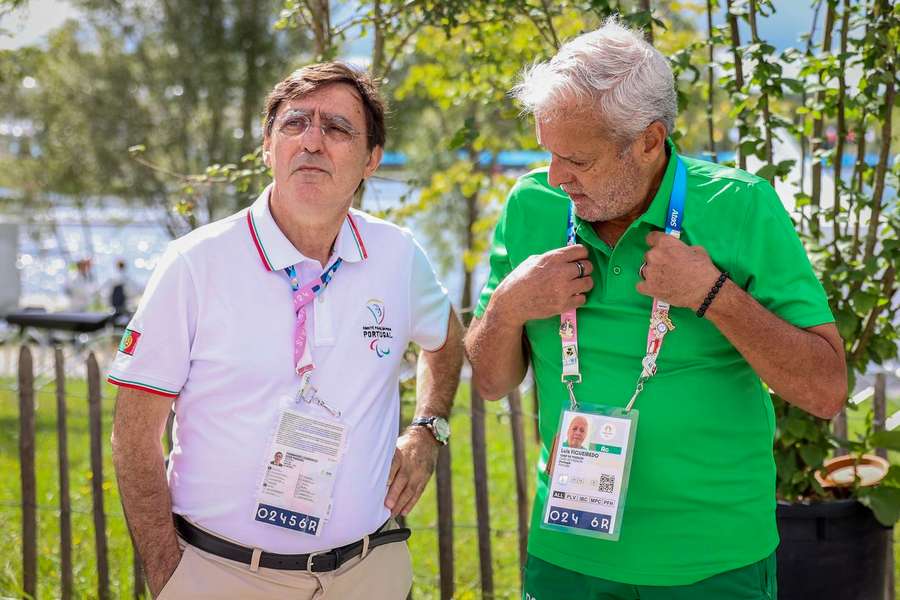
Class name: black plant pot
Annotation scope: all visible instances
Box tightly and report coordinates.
[776,499,893,600]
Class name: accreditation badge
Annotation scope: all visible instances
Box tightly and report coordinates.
[541,406,638,541]
[252,398,348,536]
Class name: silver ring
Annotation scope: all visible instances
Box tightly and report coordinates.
[639,262,647,279]
[575,261,585,278]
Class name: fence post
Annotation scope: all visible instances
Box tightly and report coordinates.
[470,385,494,599]
[55,348,74,600]
[871,372,892,600]
[436,445,454,600]
[19,345,37,600]
[832,408,848,455]
[87,352,110,600]
[873,373,887,459]
[507,389,529,576]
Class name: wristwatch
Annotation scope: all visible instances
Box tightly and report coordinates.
[410,416,450,445]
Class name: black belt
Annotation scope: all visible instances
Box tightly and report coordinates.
[174,514,411,572]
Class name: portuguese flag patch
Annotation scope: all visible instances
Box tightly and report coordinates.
[119,329,141,356]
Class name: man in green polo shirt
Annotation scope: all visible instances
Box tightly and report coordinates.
[465,19,848,600]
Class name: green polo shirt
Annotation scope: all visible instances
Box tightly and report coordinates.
[474,147,833,586]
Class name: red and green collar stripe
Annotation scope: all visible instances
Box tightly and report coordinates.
[107,375,179,398]
[247,209,367,271]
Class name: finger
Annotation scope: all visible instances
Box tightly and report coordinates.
[645,231,665,247]
[572,276,594,294]
[400,482,427,516]
[635,281,652,296]
[571,260,590,280]
[384,472,409,512]
[393,483,418,517]
[386,451,401,487]
[564,293,588,311]
[554,244,589,261]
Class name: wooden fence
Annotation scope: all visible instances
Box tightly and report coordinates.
[9,344,540,599]
[8,342,898,599]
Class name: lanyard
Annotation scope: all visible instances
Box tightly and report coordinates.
[560,158,687,412]
[284,258,343,416]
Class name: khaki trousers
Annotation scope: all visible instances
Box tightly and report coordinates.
[158,521,412,600]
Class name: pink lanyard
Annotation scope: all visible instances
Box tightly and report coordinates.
[284,259,343,377]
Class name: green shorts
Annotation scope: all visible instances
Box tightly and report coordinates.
[522,552,777,600]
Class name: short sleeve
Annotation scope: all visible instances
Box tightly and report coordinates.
[409,238,451,351]
[474,198,513,319]
[107,244,198,397]
[733,181,834,328]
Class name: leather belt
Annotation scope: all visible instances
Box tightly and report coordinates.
[174,514,411,572]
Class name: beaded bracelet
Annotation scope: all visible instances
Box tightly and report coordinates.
[696,272,729,318]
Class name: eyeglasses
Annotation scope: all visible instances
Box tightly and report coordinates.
[275,110,361,145]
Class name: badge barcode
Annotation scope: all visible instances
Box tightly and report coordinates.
[598,474,615,494]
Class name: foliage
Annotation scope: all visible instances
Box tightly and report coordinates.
[720,0,900,518]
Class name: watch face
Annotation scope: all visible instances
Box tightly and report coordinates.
[433,417,451,441]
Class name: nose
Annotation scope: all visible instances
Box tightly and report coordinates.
[300,118,325,153]
[547,155,572,188]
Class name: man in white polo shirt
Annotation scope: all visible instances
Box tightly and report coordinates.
[110,62,463,599]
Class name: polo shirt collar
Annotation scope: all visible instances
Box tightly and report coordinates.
[246,184,368,272]
[573,138,678,238]
[636,138,678,229]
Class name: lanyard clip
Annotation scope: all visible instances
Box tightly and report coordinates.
[566,380,579,411]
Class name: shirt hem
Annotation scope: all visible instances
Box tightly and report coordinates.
[527,538,779,586]
[107,374,180,398]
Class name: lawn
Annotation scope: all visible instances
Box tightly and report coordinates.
[1,363,898,599]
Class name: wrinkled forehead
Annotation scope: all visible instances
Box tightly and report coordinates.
[276,83,366,123]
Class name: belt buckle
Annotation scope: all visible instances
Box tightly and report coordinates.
[305,550,327,573]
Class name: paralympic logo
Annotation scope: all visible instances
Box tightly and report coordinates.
[369,338,391,358]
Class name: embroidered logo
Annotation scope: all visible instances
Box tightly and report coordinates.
[363,298,392,357]
[118,329,141,356]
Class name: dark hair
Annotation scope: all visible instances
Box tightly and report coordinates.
[263,62,386,150]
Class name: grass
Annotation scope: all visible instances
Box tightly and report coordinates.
[0,371,540,599]
[1,363,898,599]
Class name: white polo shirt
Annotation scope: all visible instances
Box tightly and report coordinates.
[108,185,451,553]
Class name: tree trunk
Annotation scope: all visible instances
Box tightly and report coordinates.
[726,0,746,170]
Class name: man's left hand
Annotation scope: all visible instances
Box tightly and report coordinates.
[637,231,721,309]
[384,427,440,517]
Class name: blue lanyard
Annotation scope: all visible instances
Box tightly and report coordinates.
[284,258,344,294]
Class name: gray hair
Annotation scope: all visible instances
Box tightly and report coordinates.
[512,17,676,144]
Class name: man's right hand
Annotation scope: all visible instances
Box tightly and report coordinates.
[492,244,594,326]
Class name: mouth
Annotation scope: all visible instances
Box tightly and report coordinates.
[294,166,328,174]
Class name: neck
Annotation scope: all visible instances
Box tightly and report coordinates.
[269,188,345,266]
[593,152,669,248]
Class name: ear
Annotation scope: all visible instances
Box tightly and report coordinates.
[363,145,384,179]
[638,121,668,164]
[262,141,271,168]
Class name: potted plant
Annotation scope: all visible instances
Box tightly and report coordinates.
[773,395,900,600]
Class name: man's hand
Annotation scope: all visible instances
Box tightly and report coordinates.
[384,427,440,517]
[493,244,594,326]
[636,231,721,309]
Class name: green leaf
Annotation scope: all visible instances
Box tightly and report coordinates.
[852,291,879,314]
[835,308,860,340]
[447,117,478,151]
[859,487,900,526]
[798,445,827,468]
[755,164,778,180]
[870,430,900,453]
